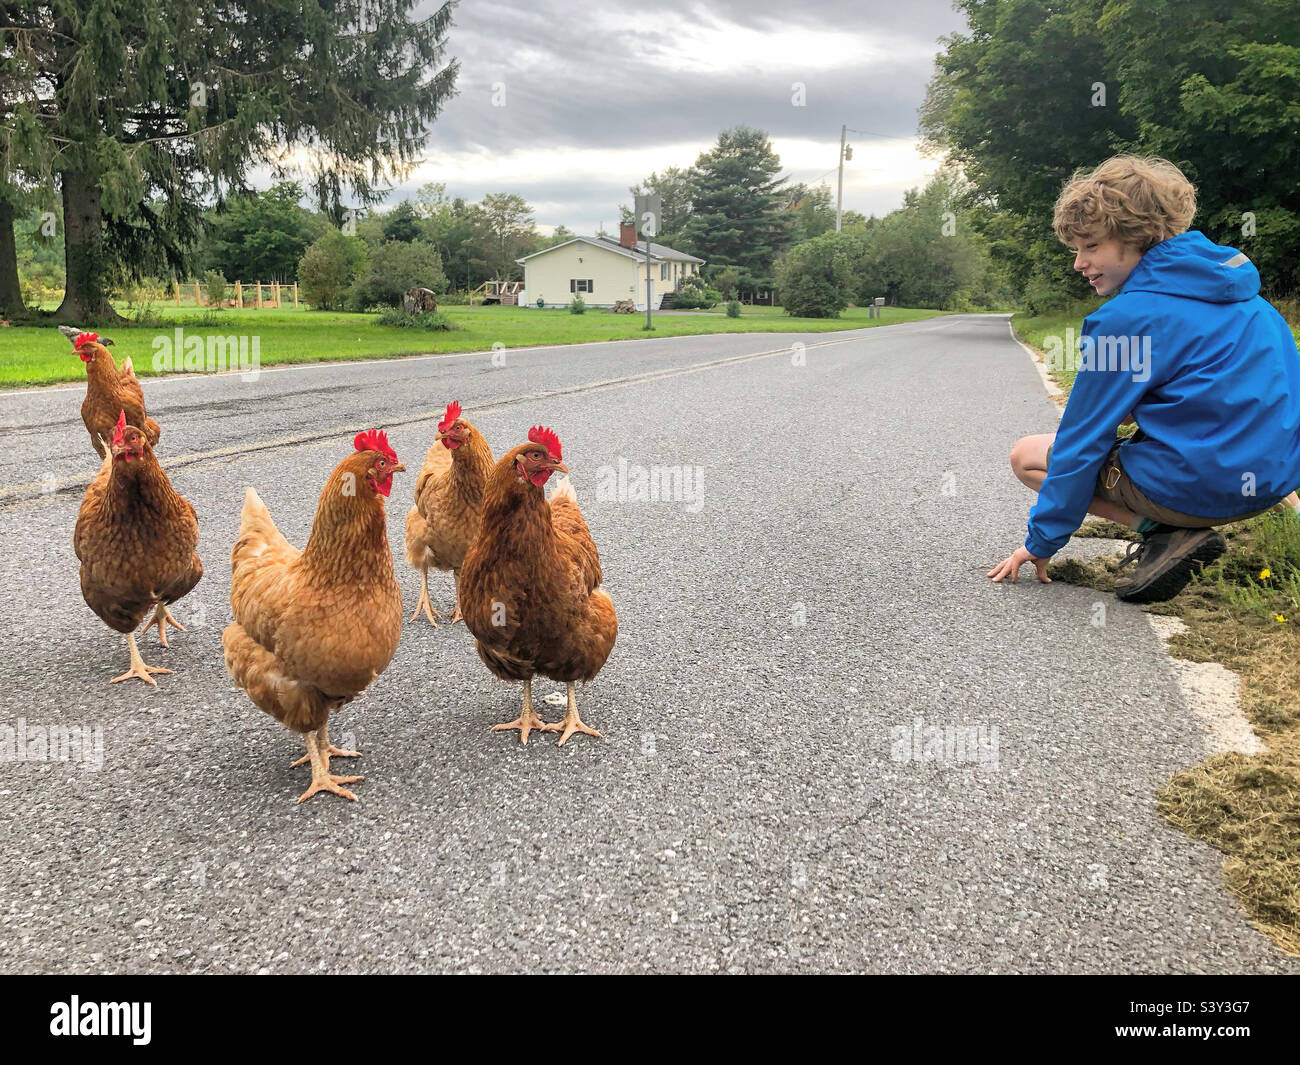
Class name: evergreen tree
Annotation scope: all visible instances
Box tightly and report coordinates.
[0,0,458,320]
[678,127,790,291]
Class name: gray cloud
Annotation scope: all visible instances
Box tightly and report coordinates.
[399,0,968,229]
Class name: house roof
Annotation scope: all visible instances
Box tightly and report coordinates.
[516,235,704,265]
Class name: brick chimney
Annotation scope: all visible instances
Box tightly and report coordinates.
[619,221,637,248]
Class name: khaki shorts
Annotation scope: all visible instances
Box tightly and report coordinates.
[1046,437,1273,528]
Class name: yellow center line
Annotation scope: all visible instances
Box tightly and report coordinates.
[0,333,867,504]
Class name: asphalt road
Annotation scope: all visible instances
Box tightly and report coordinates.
[0,315,1292,974]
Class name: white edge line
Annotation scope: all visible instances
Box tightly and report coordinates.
[1007,318,1066,416]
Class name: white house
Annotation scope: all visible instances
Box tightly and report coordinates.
[517,223,705,310]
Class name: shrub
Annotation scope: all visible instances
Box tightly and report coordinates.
[673,274,721,309]
[714,266,742,300]
[569,294,586,314]
[347,239,447,310]
[203,269,228,307]
[776,233,852,317]
[297,230,369,311]
[725,299,741,318]
[375,308,455,330]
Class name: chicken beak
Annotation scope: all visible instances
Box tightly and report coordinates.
[551,460,569,475]
[392,462,406,473]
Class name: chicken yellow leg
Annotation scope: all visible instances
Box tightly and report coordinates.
[290,722,361,768]
[541,682,602,747]
[447,571,464,625]
[410,567,443,626]
[296,729,364,804]
[110,632,173,685]
[139,602,185,647]
[491,681,553,745]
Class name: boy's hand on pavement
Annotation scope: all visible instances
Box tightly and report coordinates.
[988,546,1052,584]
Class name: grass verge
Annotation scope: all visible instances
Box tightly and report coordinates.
[0,303,952,387]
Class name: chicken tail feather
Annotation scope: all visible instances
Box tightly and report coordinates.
[404,505,434,571]
[550,474,577,505]
[231,487,297,590]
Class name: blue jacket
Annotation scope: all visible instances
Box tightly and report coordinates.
[1026,230,1300,559]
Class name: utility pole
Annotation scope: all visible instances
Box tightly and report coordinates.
[836,124,846,232]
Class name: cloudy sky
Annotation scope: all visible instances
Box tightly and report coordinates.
[389,0,969,234]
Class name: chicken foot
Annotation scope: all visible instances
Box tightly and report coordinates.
[296,729,363,804]
[491,681,553,745]
[290,722,361,768]
[540,682,602,747]
[410,568,444,626]
[110,632,173,686]
[446,572,464,625]
[139,602,185,647]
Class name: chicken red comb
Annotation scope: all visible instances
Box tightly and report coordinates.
[111,410,127,447]
[437,400,462,433]
[527,425,562,460]
[74,332,99,350]
[354,428,397,462]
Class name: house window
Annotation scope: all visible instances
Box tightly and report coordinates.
[660,263,670,280]
[570,279,593,293]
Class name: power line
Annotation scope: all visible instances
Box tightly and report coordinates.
[845,127,913,142]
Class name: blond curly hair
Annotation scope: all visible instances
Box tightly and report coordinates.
[1053,155,1197,251]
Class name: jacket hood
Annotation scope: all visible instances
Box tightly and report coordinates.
[1120,230,1260,304]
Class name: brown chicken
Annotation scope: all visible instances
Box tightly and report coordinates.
[74,331,161,459]
[223,430,405,803]
[405,400,495,626]
[460,425,618,746]
[74,411,202,685]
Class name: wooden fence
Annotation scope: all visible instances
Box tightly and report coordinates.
[176,281,299,309]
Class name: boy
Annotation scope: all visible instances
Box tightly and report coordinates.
[989,155,1300,602]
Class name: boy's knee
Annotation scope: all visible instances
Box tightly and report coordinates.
[1009,436,1034,474]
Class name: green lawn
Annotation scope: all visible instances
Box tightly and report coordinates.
[0,303,952,387]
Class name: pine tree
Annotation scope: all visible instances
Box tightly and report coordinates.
[678,127,790,291]
[0,0,458,321]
